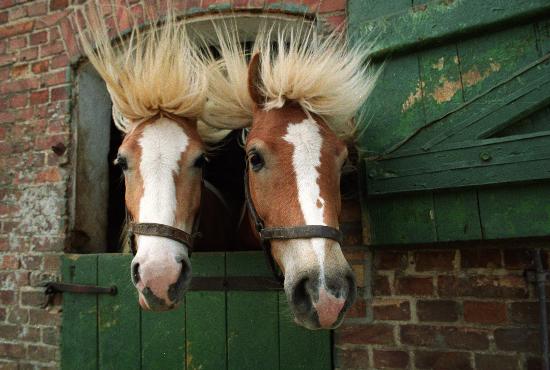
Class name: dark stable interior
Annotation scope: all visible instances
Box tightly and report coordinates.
[106,120,258,253]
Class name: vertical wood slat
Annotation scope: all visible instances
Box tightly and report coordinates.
[185,252,226,370]
[141,304,186,370]
[226,252,279,370]
[278,291,332,370]
[61,255,98,370]
[97,254,140,370]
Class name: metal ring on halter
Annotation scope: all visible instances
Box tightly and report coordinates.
[243,168,344,284]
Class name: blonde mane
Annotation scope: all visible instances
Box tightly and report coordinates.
[78,2,227,142]
[203,24,378,138]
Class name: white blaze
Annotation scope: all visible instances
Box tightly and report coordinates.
[283,119,327,278]
[137,118,189,258]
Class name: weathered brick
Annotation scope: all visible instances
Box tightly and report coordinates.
[438,275,528,299]
[417,300,459,322]
[414,251,455,271]
[7,307,29,324]
[1,254,19,269]
[0,324,20,340]
[50,85,69,101]
[464,301,507,324]
[442,327,489,350]
[503,249,532,269]
[336,347,369,369]
[373,275,391,296]
[27,344,56,361]
[0,21,33,39]
[400,325,440,347]
[375,250,407,270]
[0,361,18,370]
[345,296,366,319]
[41,326,58,346]
[20,289,45,307]
[49,0,68,10]
[31,59,48,73]
[0,290,15,304]
[372,299,410,321]
[29,30,47,45]
[0,343,25,359]
[396,276,433,296]
[461,248,501,268]
[28,308,59,326]
[494,328,540,352]
[475,354,519,370]
[30,89,48,104]
[509,302,547,325]
[415,351,472,370]
[8,35,26,49]
[373,349,409,369]
[27,1,47,16]
[19,46,38,61]
[337,324,395,345]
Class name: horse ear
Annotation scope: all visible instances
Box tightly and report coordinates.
[248,53,264,106]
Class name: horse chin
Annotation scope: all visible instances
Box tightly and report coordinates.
[292,308,346,330]
[138,290,177,312]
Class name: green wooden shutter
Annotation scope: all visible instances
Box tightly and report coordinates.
[349,0,550,244]
[61,253,332,370]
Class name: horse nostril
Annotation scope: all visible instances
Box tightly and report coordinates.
[167,258,192,303]
[132,262,140,284]
[291,277,313,313]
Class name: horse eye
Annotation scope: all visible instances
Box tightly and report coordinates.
[114,154,128,171]
[193,154,208,168]
[248,151,264,172]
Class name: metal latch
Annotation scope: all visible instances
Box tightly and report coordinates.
[42,282,117,308]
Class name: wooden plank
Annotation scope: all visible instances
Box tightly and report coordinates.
[349,0,550,58]
[61,254,98,370]
[278,291,332,370]
[368,193,436,245]
[479,183,550,239]
[97,254,140,370]
[434,190,482,241]
[348,0,411,29]
[226,252,278,370]
[185,252,226,370]
[356,55,425,155]
[141,303,186,370]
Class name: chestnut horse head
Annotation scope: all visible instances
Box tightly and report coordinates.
[79,4,225,310]
[204,28,377,328]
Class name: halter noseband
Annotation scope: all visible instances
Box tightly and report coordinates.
[243,169,344,283]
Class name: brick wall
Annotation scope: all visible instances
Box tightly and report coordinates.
[0,1,346,369]
[336,246,550,370]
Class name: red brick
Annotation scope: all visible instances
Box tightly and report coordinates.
[337,324,394,345]
[8,35,26,49]
[372,299,410,321]
[0,11,7,24]
[438,275,528,299]
[494,328,540,352]
[28,308,60,326]
[19,46,38,61]
[50,85,69,101]
[417,300,459,322]
[20,290,45,307]
[325,15,346,31]
[527,357,542,370]
[400,325,439,347]
[503,249,532,269]
[373,350,409,369]
[27,345,56,361]
[373,275,391,296]
[8,6,25,21]
[414,250,455,271]
[464,301,507,324]
[337,347,369,369]
[9,93,26,108]
[42,70,66,86]
[42,327,58,346]
[375,250,407,270]
[319,0,346,12]
[29,30,47,45]
[396,276,433,295]
[442,327,489,350]
[1,254,19,269]
[21,255,42,269]
[0,0,12,10]
[0,290,15,304]
[50,54,68,69]
[0,343,25,360]
[6,307,28,324]
[49,0,68,10]
[509,302,550,325]
[0,324,20,340]
[0,20,33,38]
[40,41,64,57]
[345,296,366,318]
[31,59,48,73]
[415,351,472,370]
[27,1,47,16]
[30,89,48,104]
[59,18,79,59]
[475,354,519,370]
[460,248,501,268]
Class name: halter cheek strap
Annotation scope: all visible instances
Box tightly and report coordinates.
[243,169,344,283]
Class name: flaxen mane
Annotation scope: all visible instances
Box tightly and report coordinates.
[202,24,378,139]
[77,2,226,142]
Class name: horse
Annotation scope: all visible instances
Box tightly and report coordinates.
[202,26,377,329]
[78,3,229,311]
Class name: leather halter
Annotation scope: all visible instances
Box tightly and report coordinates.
[124,111,206,257]
[243,168,344,283]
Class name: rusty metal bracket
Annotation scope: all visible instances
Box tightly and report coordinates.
[42,282,117,308]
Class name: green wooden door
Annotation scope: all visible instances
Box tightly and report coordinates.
[61,252,332,370]
[349,0,550,244]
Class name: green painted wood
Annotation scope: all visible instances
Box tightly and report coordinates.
[349,0,550,58]
[434,190,482,241]
[368,193,436,244]
[278,291,332,370]
[356,55,425,155]
[61,255,98,370]
[226,252,278,370]
[97,254,140,370]
[479,183,550,239]
[185,252,226,370]
[347,0,411,26]
[141,303,186,370]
